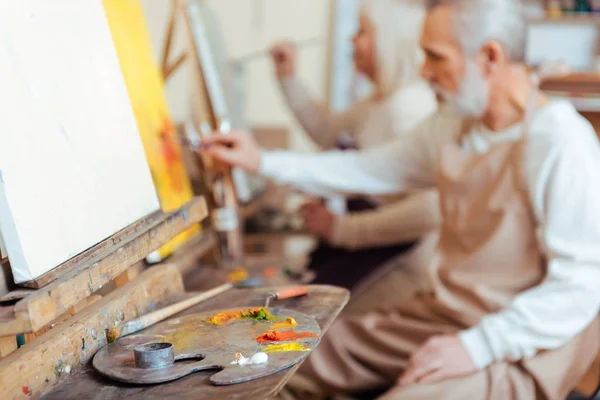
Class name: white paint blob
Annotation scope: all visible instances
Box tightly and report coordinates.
[250,352,268,364]
[230,352,268,366]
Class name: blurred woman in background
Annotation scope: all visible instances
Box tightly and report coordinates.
[269,0,440,311]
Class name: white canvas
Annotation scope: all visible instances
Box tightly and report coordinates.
[0,0,161,283]
[0,229,6,261]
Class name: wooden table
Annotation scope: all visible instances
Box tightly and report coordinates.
[41,284,349,400]
[174,231,317,294]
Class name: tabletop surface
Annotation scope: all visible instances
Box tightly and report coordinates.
[41,284,349,400]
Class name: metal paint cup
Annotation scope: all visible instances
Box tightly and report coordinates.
[134,342,175,369]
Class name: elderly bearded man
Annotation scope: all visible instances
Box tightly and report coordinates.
[199,0,600,399]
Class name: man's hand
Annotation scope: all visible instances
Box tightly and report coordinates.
[198,130,261,174]
[270,40,296,78]
[300,201,335,242]
[398,335,476,387]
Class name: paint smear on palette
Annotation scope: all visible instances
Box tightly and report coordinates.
[205,308,277,326]
[269,317,299,331]
[263,343,310,353]
[256,330,317,343]
[240,308,277,322]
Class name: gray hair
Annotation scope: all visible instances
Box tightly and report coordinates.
[425,0,528,62]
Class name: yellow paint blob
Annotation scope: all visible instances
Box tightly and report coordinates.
[227,268,249,282]
[263,343,310,353]
[269,317,299,331]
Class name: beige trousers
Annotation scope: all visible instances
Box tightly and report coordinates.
[275,309,539,400]
[278,362,538,400]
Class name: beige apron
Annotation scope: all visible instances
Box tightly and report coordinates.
[340,231,438,317]
[280,118,600,400]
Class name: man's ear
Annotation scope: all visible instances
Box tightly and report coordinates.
[478,41,506,78]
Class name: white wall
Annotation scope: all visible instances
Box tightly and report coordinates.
[141,0,332,152]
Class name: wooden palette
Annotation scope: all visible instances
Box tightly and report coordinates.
[93,308,321,385]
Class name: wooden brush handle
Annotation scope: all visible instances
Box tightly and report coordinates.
[275,286,308,301]
[120,282,233,337]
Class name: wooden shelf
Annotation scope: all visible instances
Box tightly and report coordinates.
[544,73,600,89]
[541,72,600,112]
[529,14,600,24]
[541,72,600,95]
[544,72,600,83]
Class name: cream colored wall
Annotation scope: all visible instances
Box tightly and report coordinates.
[140,0,194,123]
[140,0,332,152]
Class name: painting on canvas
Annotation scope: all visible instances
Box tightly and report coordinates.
[184,0,259,203]
[103,0,200,262]
[0,1,161,283]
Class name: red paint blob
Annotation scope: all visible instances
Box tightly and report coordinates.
[256,330,317,343]
[22,386,29,395]
[264,266,276,279]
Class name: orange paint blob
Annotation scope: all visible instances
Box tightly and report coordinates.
[205,309,246,326]
[256,330,318,343]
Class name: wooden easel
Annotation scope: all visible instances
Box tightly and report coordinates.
[159,0,231,128]
[161,0,188,81]
[0,196,209,398]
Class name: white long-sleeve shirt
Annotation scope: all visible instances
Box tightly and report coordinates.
[259,100,600,369]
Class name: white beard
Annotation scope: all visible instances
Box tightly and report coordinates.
[431,60,490,118]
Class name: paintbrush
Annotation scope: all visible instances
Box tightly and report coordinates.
[171,137,232,151]
[234,36,321,64]
[167,122,234,152]
[106,282,234,343]
[264,286,309,308]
